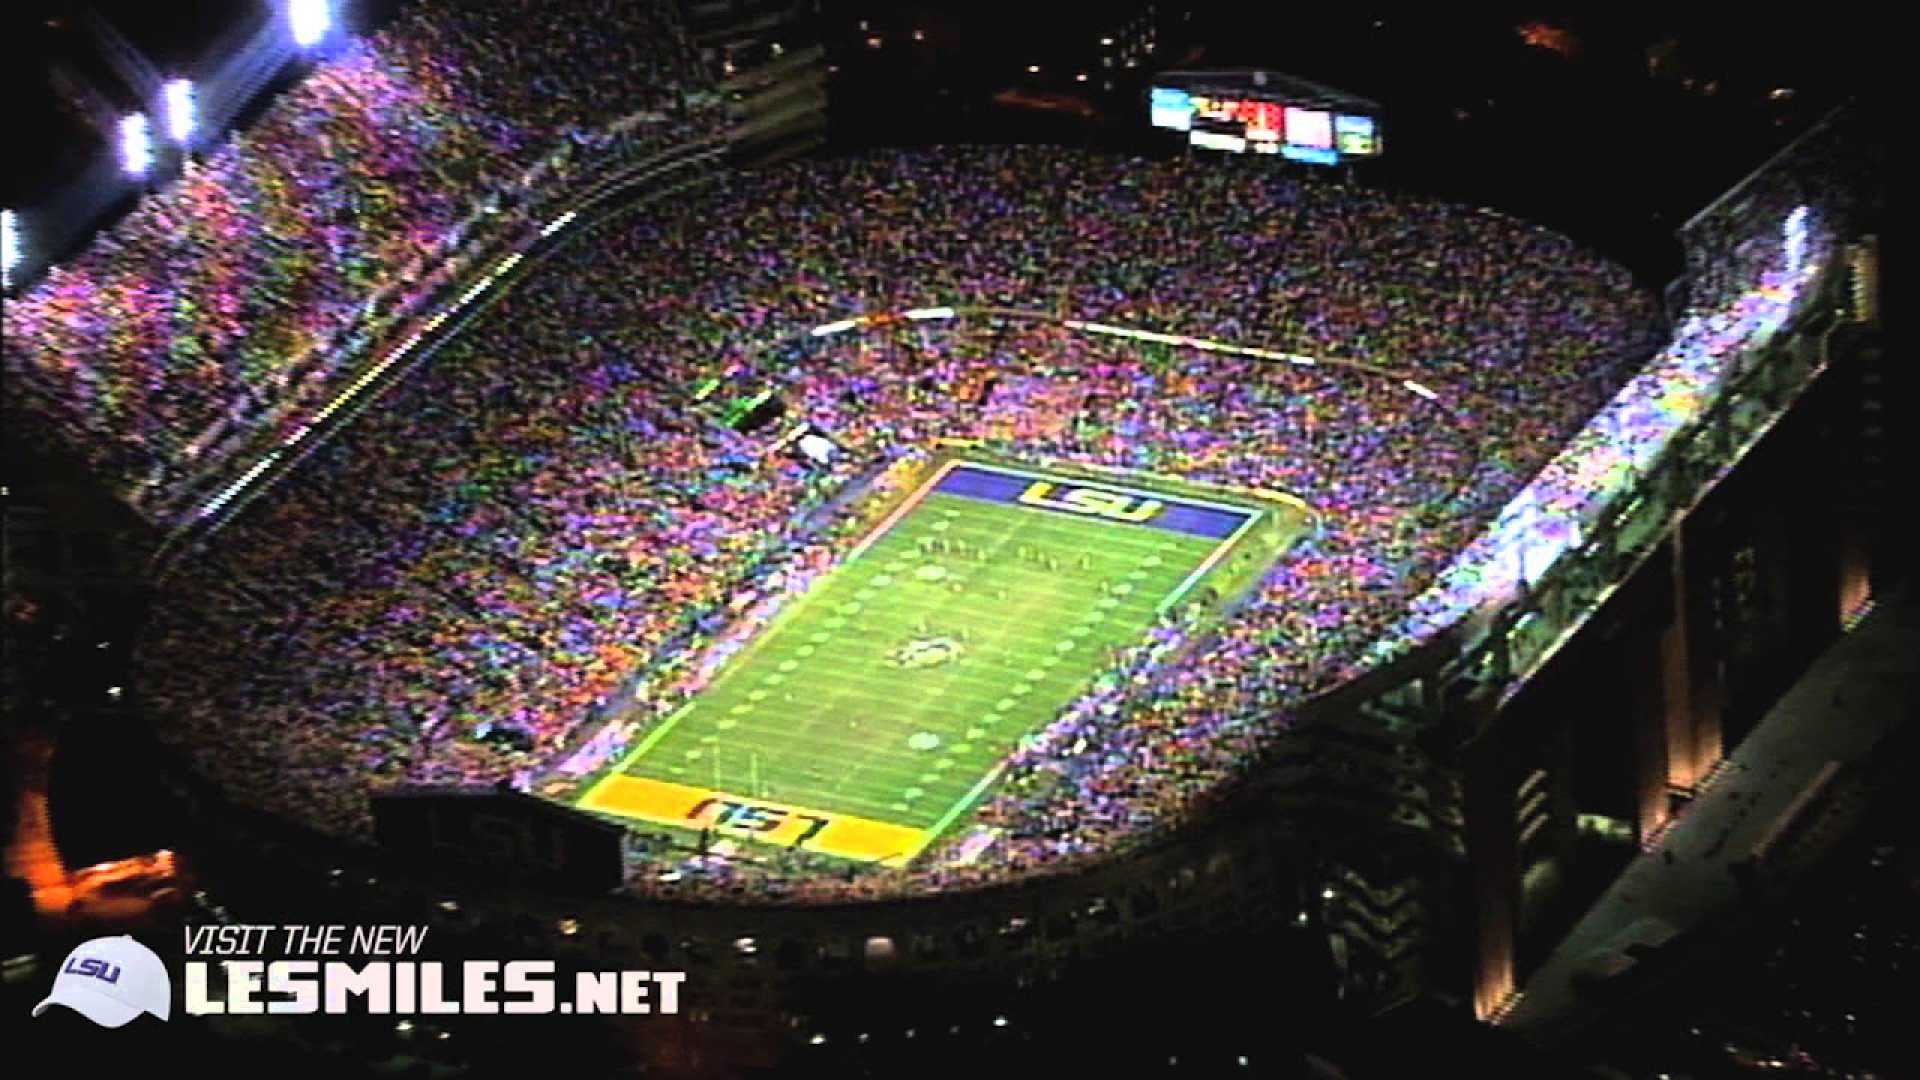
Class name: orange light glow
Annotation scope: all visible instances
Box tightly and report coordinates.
[5,728,184,922]
[1516,22,1580,59]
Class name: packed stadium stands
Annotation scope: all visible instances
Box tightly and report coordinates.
[125,143,1666,900]
[8,0,1870,908]
[3,0,712,520]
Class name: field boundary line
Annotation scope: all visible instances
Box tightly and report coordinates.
[1159,508,1266,615]
[914,762,1010,859]
[844,458,962,562]
[578,699,696,810]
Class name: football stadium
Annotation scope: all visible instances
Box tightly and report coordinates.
[576,452,1312,865]
[2,0,1872,906]
[1,2,1892,1072]
[104,133,1679,901]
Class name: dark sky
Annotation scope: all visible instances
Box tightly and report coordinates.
[1,2,1891,278]
[823,3,1887,277]
[3,1,252,202]
[1,0,402,204]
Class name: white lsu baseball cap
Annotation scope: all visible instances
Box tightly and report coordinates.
[32,935,172,1027]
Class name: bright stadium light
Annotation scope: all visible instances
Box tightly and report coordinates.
[1784,205,1810,274]
[119,112,153,177]
[163,78,196,144]
[1,209,20,290]
[289,0,333,47]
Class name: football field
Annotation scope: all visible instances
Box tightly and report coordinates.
[578,459,1307,865]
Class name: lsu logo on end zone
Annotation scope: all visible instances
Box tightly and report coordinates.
[581,775,928,865]
[1016,480,1164,523]
[927,462,1256,541]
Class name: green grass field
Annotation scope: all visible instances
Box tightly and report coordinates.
[579,459,1305,863]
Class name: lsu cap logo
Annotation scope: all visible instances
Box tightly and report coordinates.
[32,935,171,1027]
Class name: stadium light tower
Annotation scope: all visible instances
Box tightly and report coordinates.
[163,77,196,145]
[1,209,20,291]
[289,0,333,47]
[119,112,153,177]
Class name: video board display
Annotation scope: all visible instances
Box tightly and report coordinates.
[1335,114,1379,155]
[1282,106,1332,149]
[1151,83,1382,165]
[1189,128,1248,154]
[1150,87,1193,131]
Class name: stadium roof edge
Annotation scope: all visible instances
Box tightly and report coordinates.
[1153,69,1382,114]
[1679,101,1854,236]
[375,784,626,835]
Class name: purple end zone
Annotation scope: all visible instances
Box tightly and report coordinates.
[934,464,1255,539]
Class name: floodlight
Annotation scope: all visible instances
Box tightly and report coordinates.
[1,209,19,289]
[120,113,153,177]
[290,0,332,47]
[164,78,196,144]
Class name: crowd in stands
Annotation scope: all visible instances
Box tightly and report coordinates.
[1381,109,1873,662]
[1680,108,1877,319]
[136,145,1671,901]
[3,0,712,522]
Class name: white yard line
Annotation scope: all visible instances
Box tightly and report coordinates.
[601,459,1255,835]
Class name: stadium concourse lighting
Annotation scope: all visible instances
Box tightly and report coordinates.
[289,0,333,47]
[163,78,196,144]
[119,113,153,177]
[1785,205,1810,274]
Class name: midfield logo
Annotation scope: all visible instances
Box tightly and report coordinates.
[1016,481,1164,523]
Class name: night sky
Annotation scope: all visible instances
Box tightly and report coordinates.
[0,4,1890,288]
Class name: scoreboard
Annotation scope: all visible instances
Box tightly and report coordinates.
[1150,77,1382,165]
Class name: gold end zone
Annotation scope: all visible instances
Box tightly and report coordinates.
[582,774,930,867]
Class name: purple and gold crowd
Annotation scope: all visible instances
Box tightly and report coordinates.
[131,144,1669,901]
[3,0,710,519]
